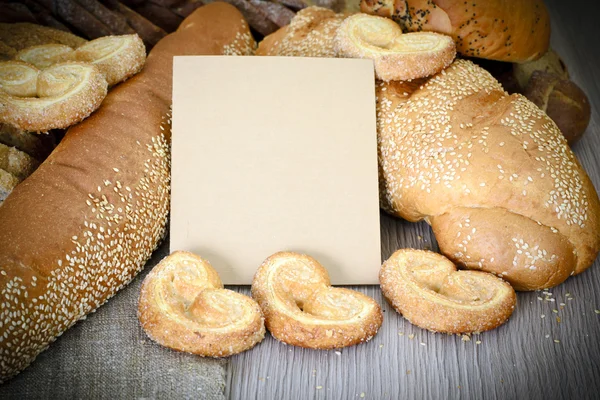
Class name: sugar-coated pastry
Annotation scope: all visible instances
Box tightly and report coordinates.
[0,60,39,97]
[0,62,107,132]
[380,249,517,333]
[334,13,456,81]
[138,251,265,357]
[252,251,383,349]
[72,34,146,86]
[15,44,74,69]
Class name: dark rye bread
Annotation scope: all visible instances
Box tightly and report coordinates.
[0,2,255,382]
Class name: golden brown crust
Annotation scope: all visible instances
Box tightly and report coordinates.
[138,251,265,357]
[0,62,108,132]
[378,59,600,290]
[251,251,383,349]
[0,60,39,97]
[0,143,39,181]
[333,13,455,81]
[360,0,550,62]
[0,3,254,383]
[256,6,347,57]
[1,35,146,132]
[0,22,86,54]
[0,168,18,204]
[15,44,74,69]
[524,71,591,146]
[380,249,516,333]
[71,34,146,86]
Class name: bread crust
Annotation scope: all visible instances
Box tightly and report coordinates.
[252,251,383,349]
[0,3,255,383]
[380,249,516,333]
[360,0,550,62]
[138,251,265,357]
[378,60,600,290]
[256,6,347,57]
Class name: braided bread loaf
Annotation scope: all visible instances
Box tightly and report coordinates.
[377,60,600,290]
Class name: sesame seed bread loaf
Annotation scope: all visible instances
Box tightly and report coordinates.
[256,6,348,57]
[0,2,255,382]
[359,0,550,62]
[378,59,600,291]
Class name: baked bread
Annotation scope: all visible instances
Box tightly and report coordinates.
[0,2,255,383]
[252,252,383,349]
[256,6,347,57]
[380,249,516,333]
[0,22,86,55]
[524,71,591,146]
[378,59,600,291]
[0,168,18,204]
[512,48,569,92]
[0,123,55,159]
[138,251,265,357]
[359,0,550,62]
[0,143,39,180]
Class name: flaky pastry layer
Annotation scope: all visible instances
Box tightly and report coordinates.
[138,251,265,357]
[380,249,516,333]
[334,13,456,81]
[252,251,383,349]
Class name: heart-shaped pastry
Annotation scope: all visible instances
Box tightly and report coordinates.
[138,251,265,357]
[334,13,456,81]
[0,61,107,132]
[380,249,516,333]
[252,251,383,349]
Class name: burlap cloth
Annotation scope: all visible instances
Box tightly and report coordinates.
[0,239,227,399]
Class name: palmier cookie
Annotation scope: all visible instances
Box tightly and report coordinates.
[380,249,516,333]
[15,34,145,87]
[138,251,265,357]
[0,61,107,132]
[334,13,456,81]
[252,251,383,349]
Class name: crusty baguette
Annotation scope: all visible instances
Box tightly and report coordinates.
[0,2,255,382]
[359,0,550,62]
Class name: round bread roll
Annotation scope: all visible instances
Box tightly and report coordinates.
[378,59,600,291]
[359,0,550,62]
[524,70,591,145]
[512,48,569,92]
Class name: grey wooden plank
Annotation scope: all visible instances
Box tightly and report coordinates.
[226,0,600,398]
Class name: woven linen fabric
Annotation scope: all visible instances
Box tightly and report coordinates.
[0,239,227,400]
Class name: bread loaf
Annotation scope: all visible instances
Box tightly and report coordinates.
[524,71,591,145]
[256,6,346,57]
[377,60,600,290]
[359,0,550,62]
[0,2,255,382]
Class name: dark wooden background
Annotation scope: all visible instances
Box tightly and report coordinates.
[1,0,599,399]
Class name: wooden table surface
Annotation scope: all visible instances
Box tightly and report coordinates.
[2,0,599,399]
[226,1,600,398]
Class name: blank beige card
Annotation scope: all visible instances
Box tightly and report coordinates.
[171,56,380,284]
